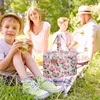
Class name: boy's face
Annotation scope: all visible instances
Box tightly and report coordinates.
[0,17,20,43]
[58,21,68,31]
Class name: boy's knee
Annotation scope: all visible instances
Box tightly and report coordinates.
[13,51,22,60]
[15,50,21,55]
[22,51,29,55]
[22,51,31,58]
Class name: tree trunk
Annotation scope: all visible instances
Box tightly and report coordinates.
[0,0,4,15]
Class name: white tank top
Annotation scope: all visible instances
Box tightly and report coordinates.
[30,21,50,55]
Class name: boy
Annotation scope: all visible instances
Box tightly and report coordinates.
[0,13,64,99]
[53,17,72,51]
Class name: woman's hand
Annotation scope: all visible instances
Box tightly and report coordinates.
[25,39,33,54]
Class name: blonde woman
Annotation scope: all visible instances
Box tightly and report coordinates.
[24,7,50,58]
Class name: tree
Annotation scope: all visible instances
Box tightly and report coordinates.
[2,0,100,33]
[0,0,4,14]
[36,0,100,33]
[36,0,74,32]
[10,0,30,13]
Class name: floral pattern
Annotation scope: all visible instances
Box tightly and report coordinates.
[43,34,77,78]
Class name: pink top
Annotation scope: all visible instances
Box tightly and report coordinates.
[30,21,50,55]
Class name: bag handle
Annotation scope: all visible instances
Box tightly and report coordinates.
[56,34,62,51]
[50,33,69,51]
[59,34,69,51]
[50,34,61,51]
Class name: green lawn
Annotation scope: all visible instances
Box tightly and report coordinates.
[0,34,100,100]
[0,53,100,100]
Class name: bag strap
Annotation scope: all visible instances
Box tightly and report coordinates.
[56,34,62,51]
[50,34,61,51]
[50,33,69,51]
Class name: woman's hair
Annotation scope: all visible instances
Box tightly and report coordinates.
[24,7,41,37]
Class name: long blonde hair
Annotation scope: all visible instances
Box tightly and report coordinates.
[24,7,41,37]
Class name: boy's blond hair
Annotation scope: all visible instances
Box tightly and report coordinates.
[57,17,69,25]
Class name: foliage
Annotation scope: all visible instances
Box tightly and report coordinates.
[4,0,13,12]
[3,0,32,14]
[91,3,100,23]
[2,0,100,33]
[0,0,4,14]
[36,0,74,33]
[10,0,30,13]
[35,0,100,33]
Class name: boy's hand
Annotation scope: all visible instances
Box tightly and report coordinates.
[10,41,23,54]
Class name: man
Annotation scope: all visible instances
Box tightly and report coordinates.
[72,5,100,61]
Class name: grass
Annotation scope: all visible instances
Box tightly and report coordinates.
[0,34,100,100]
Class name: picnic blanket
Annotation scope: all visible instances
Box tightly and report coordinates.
[51,64,88,96]
[0,63,88,94]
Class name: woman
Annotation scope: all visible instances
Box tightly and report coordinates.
[24,7,50,57]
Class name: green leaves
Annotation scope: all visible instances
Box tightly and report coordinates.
[3,0,100,33]
[10,0,29,13]
[37,0,74,32]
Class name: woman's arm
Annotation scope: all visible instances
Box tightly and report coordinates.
[44,26,50,53]
[25,39,33,54]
